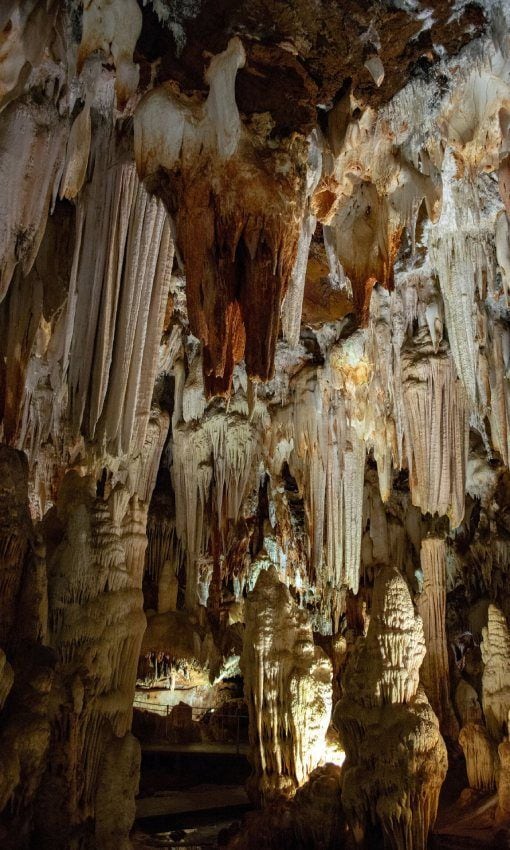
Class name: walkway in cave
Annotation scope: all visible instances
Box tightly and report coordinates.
[135,740,252,846]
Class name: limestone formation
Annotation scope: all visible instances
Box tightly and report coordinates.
[481,605,510,742]
[459,723,497,792]
[416,537,459,737]
[0,1,509,848]
[241,567,332,801]
[334,566,447,850]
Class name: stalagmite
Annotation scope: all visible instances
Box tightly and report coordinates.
[497,739,510,823]
[95,732,140,850]
[241,567,332,801]
[481,605,510,742]
[459,724,497,792]
[334,565,447,850]
[43,473,147,837]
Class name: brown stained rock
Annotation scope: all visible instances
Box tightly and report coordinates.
[148,133,306,395]
[301,256,353,327]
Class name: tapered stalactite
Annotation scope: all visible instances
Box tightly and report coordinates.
[416,537,458,738]
[281,130,322,348]
[241,567,332,802]
[64,151,174,455]
[135,38,308,393]
[0,99,66,300]
[402,327,468,528]
[334,565,447,850]
[282,336,369,615]
[316,106,441,322]
[172,400,266,608]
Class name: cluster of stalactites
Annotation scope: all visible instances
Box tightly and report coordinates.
[241,566,332,802]
[65,153,174,456]
[134,37,307,394]
[171,397,267,608]
[312,96,442,323]
[416,537,459,738]
[401,327,469,528]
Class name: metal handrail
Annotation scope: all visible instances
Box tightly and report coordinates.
[133,699,248,754]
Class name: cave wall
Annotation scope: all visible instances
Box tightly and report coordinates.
[0,1,509,849]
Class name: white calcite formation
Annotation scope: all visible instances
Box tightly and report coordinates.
[416,537,458,737]
[334,565,447,850]
[401,329,468,528]
[241,567,332,802]
[481,605,510,742]
[458,723,497,792]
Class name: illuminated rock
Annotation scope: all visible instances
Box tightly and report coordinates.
[241,567,332,801]
[334,565,447,850]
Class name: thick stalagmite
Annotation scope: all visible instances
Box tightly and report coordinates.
[458,723,497,792]
[481,605,510,742]
[39,473,147,844]
[241,567,332,802]
[334,565,447,850]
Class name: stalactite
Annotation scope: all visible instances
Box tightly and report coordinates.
[285,337,369,607]
[0,99,66,300]
[401,326,468,528]
[78,0,142,108]
[429,223,490,408]
[316,106,442,322]
[65,150,174,455]
[487,313,510,467]
[241,566,332,802]
[172,398,267,608]
[281,130,322,348]
[416,537,458,738]
[135,37,308,393]
[145,516,180,585]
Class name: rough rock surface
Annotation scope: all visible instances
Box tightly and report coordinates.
[0,1,509,849]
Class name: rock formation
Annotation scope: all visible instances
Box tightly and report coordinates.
[0,1,509,848]
[241,567,332,801]
[416,536,459,737]
[334,565,448,850]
